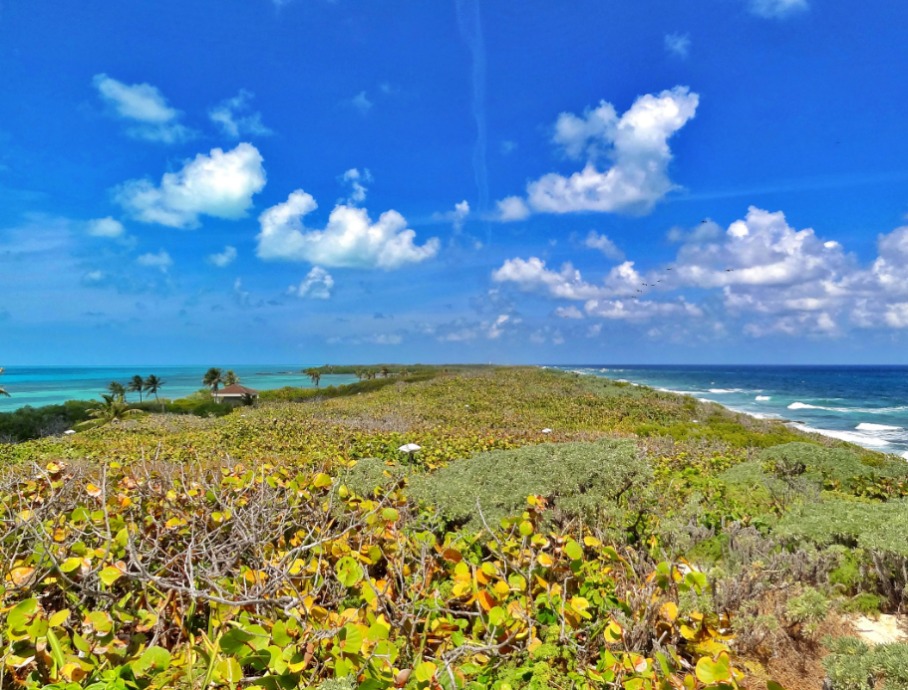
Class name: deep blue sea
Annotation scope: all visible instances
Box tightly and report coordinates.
[560,365,908,459]
[0,366,357,413]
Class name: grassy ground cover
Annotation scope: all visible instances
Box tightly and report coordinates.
[1,366,906,689]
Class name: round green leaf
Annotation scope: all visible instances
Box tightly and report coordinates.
[335,556,363,587]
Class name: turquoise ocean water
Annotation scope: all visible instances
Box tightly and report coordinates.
[560,365,908,459]
[4,364,908,459]
[0,366,357,413]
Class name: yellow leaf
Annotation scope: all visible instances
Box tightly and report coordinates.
[661,601,679,622]
[8,566,35,586]
[48,609,70,628]
[313,473,333,488]
[85,483,102,498]
[99,565,123,586]
[695,652,732,684]
[493,580,511,597]
[536,552,554,567]
[583,535,602,547]
[604,620,623,643]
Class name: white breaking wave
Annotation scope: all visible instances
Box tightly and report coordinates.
[856,422,903,432]
[789,401,908,414]
[790,423,891,447]
[755,395,771,401]
[707,388,745,394]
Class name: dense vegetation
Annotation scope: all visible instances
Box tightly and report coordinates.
[1,367,906,689]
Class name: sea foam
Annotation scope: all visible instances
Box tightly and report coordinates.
[790,423,891,447]
[856,422,903,432]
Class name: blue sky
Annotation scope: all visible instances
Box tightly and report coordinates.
[2,0,907,365]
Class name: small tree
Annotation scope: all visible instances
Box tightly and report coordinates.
[304,367,321,388]
[107,381,126,400]
[224,370,239,386]
[203,368,224,402]
[127,374,145,402]
[0,368,9,398]
[144,374,164,411]
[77,394,144,429]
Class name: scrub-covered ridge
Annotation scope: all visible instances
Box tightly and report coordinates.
[1,367,906,689]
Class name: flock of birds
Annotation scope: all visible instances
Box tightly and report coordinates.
[629,267,736,301]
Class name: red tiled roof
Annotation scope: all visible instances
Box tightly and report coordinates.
[218,384,259,396]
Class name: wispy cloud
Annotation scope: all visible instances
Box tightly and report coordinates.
[664,32,691,58]
[348,90,373,115]
[137,250,173,272]
[207,245,238,268]
[93,74,195,144]
[455,0,489,220]
[748,0,808,19]
[209,90,273,138]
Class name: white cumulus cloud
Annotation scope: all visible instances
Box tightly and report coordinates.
[207,245,238,267]
[93,74,194,143]
[497,87,698,219]
[87,217,125,238]
[288,266,334,299]
[115,143,266,228]
[256,190,439,270]
[209,90,272,138]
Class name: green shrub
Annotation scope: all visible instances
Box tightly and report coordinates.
[759,442,908,494]
[408,438,652,533]
[841,593,884,616]
[784,586,830,636]
[824,638,908,690]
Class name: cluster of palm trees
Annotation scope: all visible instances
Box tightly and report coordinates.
[106,374,164,405]
[202,368,239,401]
[355,366,395,381]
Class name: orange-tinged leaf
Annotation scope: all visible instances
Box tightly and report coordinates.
[85,483,102,498]
[661,601,679,622]
[441,547,462,563]
[8,566,35,586]
[475,590,496,611]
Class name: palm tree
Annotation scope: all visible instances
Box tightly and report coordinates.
[224,370,239,386]
[144,375,164,410]
[304,367,321,388]
[76,394,144,430]
[128,374,144,402]
[107,381,126,400]
[203,367,224,402]
[0,368,9,398]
